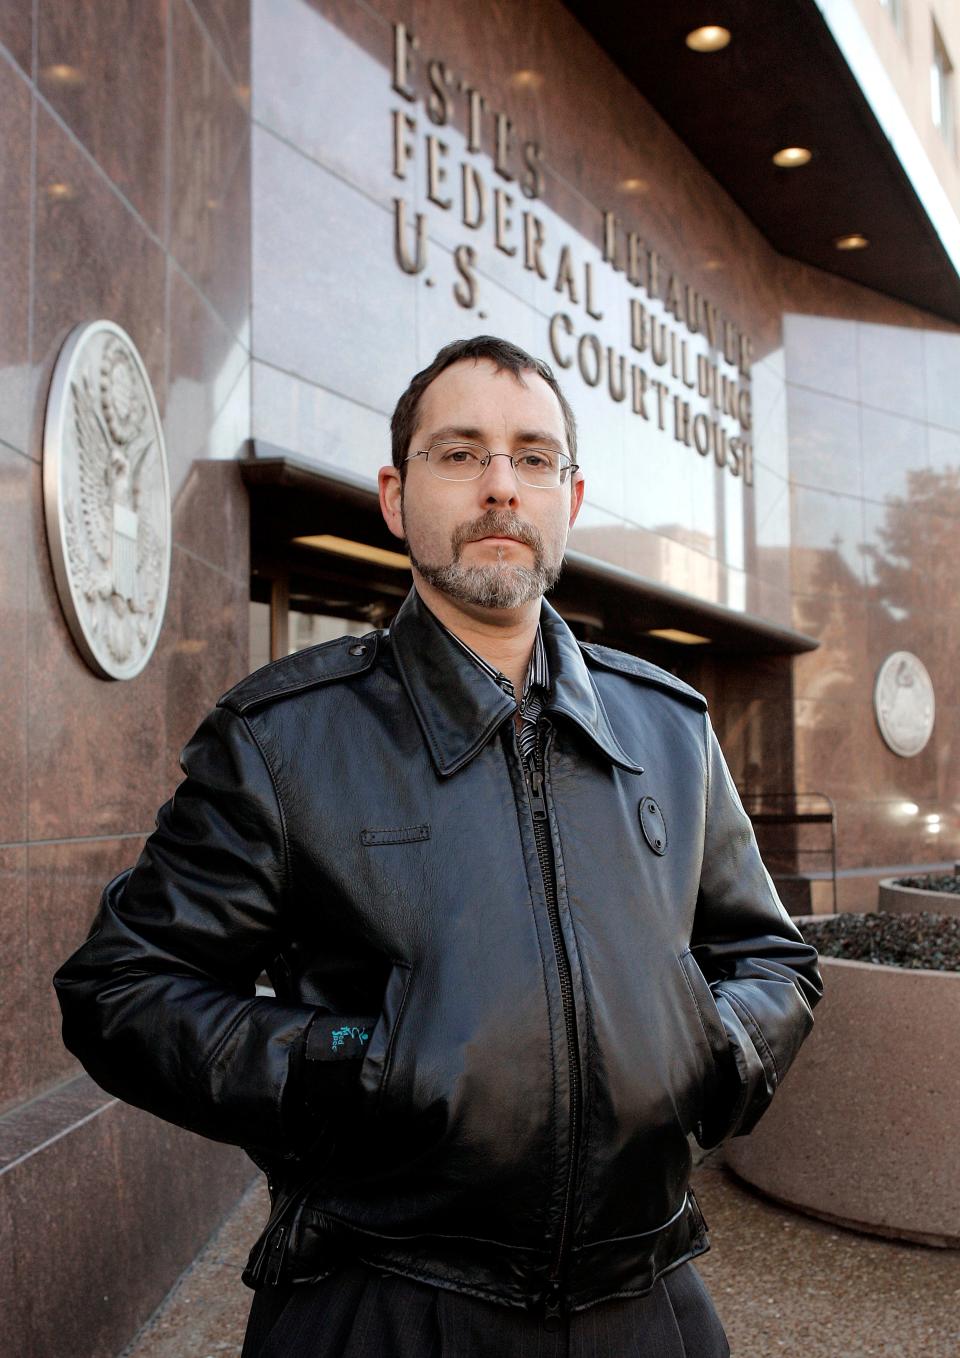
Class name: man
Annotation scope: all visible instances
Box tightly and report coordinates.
[55,336,822,1357]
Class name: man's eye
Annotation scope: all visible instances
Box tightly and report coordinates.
[518,451,555,470]
[439,447,480,464]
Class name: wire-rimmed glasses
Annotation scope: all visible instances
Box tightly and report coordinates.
[404,441,578,488]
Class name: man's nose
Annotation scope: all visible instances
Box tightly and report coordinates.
[478,453,520,504]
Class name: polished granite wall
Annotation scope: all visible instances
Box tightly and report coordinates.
[249,0,960,888]
[0,4,254,1354]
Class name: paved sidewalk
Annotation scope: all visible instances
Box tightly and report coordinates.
[121,1156,960,1357]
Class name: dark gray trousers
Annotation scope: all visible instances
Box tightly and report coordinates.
[241,1259,731,1358]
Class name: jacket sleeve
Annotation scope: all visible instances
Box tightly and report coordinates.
[52,703,368,1159]
[690,712,823,1149]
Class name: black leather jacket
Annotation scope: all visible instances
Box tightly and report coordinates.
[54,588,822,1318]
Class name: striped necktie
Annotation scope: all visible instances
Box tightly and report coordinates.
[439,621,550,768]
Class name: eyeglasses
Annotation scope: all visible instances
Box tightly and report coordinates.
[404,441,579,488]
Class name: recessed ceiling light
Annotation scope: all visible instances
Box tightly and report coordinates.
[685,26,731,52]
[292,535,411,570]
[510,69,543,91]
[619,177,649,193]
[772,146,813,168]
[45,182,76,202]
[646,628,712,645]
[835,233,869,250]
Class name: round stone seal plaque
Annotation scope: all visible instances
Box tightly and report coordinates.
[42,320,171,681]
[873,651,935,757]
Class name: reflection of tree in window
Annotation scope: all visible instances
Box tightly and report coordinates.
[863,466,960,620]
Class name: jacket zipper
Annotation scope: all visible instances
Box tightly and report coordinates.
[524,725,582,1331]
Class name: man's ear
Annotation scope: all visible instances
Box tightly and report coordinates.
[378,465,405,542]
[568,468,585,530]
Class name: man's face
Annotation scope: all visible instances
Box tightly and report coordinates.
[379,359,584,613]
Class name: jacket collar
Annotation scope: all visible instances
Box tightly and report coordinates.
[389,588,644,777]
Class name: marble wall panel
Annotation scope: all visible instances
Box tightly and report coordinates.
[253,125,416,412]
[0,1073,108,1171]
[173,457,251,584]
[783,316,860,404]
[253,0,393,207]
[0,2,32,76]
[622,419,694,547]
[790,486,866,597]
[786,384,861,497]
[859,406,929,506]
[31,103,167,461]
[36,0,166,236]
[192,0,251,90]
[927,424,960,482]
[103,1106,253,1349]
[861,499,937,616]
[171,0,251,338]
[413,241,542,374]
[1,1093,252,1358]
[744,574,793,629]
[166,264,250,500]
[933,706,960,834]
[792,697,879,804]
[830,797,951,872]
[0,848,29,1114]
[0,55,31,457]
[748,467,790,586]
[750,353,789,480]
[924,328,960,433]
[792,595,871,703]
[858,320,926,422]
[26,836,141,1094]
[566,501,628,572]
[252,359,390,484]
[160,545,250,758]
[3,1095,117,1358]
[0,446,28,845]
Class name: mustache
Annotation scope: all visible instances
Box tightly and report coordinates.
[451,510,543,557]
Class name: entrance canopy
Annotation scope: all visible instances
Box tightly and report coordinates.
[243,446,818,658]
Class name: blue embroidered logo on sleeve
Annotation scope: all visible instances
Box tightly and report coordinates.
[331,1025,370,1053]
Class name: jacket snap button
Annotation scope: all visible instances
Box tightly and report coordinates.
[348,643,367,656]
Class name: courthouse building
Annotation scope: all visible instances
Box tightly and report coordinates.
[1,0,959,1351]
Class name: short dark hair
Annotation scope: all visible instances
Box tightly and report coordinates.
[390,336,578,477]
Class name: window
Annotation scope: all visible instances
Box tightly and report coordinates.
[931,21,956,155]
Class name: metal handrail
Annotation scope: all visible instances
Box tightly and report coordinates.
[741,791,837,913]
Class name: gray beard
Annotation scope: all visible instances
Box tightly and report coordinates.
[403,508,562,609]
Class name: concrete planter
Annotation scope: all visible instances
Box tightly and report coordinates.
[879,876,960,916]
[725,919,960,1246]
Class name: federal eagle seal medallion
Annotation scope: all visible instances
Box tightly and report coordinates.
[874,651,935,758]
[42,320,171,680]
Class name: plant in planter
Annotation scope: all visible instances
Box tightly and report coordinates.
[724,912,960,1247]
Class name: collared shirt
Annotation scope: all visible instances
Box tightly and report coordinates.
[437,618,550,765]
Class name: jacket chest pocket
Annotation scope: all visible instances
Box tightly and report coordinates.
[357,960,413,1115]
